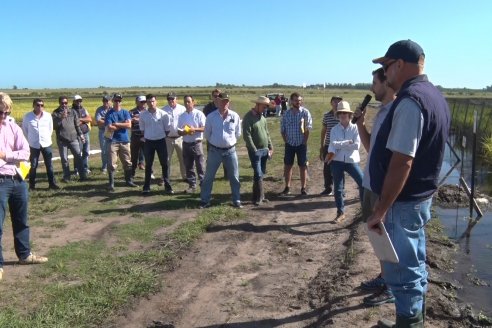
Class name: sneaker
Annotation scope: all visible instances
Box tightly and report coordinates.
[49,184,60,190]
[280,186,290,195]
[233,202,243,209]
[151,173,156,179]
[165,186,174,195]
[199,202,211,209]
[185,186,196,194]
[301,188,307,195]
[86,169,91,175]
[142,189,151,195]
[361,274,385,291]
[334,212,345,222]
[320,189,332,195]
[363,287,395,306]
[18,253,48,265]
[102,168,108,174]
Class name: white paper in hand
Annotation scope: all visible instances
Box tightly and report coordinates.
[365,223,399,263]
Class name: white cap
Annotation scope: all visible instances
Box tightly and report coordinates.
[136,95,146,102]
[74,95,83,101]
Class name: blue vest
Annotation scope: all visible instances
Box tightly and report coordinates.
[369,74,450,201]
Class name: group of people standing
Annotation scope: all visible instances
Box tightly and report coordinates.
[1,39,450,327]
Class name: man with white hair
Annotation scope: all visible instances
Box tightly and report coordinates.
[0,92,48,281]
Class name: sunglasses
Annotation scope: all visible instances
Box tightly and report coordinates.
[114,99,122,102]
[0,111,11,116]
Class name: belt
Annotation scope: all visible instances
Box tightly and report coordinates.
[167,136,181,139]
[210,143,235,151]
[0,174,19,180]
[184,140,202,144]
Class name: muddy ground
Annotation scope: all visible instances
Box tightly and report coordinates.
[105,159,490,327]
[4,154,491,327]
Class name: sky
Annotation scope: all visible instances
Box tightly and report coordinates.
[2,0,491,90]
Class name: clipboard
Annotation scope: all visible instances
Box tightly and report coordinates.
[365,223,399,263]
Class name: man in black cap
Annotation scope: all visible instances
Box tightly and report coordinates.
[104,93,138,191]
[367,40,450,328]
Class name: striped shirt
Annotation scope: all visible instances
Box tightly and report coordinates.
[322,110,339,146]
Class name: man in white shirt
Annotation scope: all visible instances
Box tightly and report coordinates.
[177,95,206,193]
[22,98,59,190]
[139,94,173,195]
[200,93,242,208]
[162,92,186,182]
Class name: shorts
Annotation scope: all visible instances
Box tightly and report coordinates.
[284,143,307,166]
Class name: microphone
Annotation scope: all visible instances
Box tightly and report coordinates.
[351,94,372,124]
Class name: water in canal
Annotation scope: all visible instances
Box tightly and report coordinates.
[437,135,492,316]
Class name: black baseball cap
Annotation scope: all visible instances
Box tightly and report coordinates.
[372,40,425,64]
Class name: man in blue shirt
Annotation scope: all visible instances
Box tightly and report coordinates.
[200,93,242,208]
[105,93,137,191]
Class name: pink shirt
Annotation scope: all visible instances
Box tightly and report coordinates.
[0,120,30,176]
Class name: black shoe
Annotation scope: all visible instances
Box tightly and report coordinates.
[320,189,332,195]
[233,202,243,209]
[280,186,290,195]
[142,189,150,195]
[199,202,211,209]
[165,185,174,194]
[301,188,307,195]
[49,184,60,190]
[363,287,395,306]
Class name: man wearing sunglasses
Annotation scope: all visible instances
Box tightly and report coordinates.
[368,40,450,328]
[52,96,87,182]
[22,98,59,190]
[0,92,48,281]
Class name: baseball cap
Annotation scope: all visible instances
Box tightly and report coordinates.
[218,92,229,100]
[102,95,111,102]
[112,93,123,100]
[372,40,425,64]
[166,92,177,99]
[136,95,146,102]
[74,95,83,101]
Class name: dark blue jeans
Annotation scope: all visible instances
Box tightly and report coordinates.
[248,148,269,181]
[29,146,56,187]
[0,177,31,267]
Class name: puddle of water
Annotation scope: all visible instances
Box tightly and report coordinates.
[436,207,492,315]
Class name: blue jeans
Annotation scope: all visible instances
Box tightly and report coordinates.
[29,146,56,187]
[98,129,108,170]
[330,161,363,214]
[57,138,84,180]
[79,132,90,172]
[382,198,432,318]
[201,146,240,204]
[248,148,268,181]
[0,177,31,267]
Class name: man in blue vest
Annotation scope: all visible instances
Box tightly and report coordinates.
[367,40,450,328]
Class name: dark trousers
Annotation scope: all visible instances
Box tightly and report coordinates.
[131,133,145,173]
[182,141,205,187]
[143,138,170,190]
[323,146,333,191]
[0,177,31,266]
[29,146,56,187]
